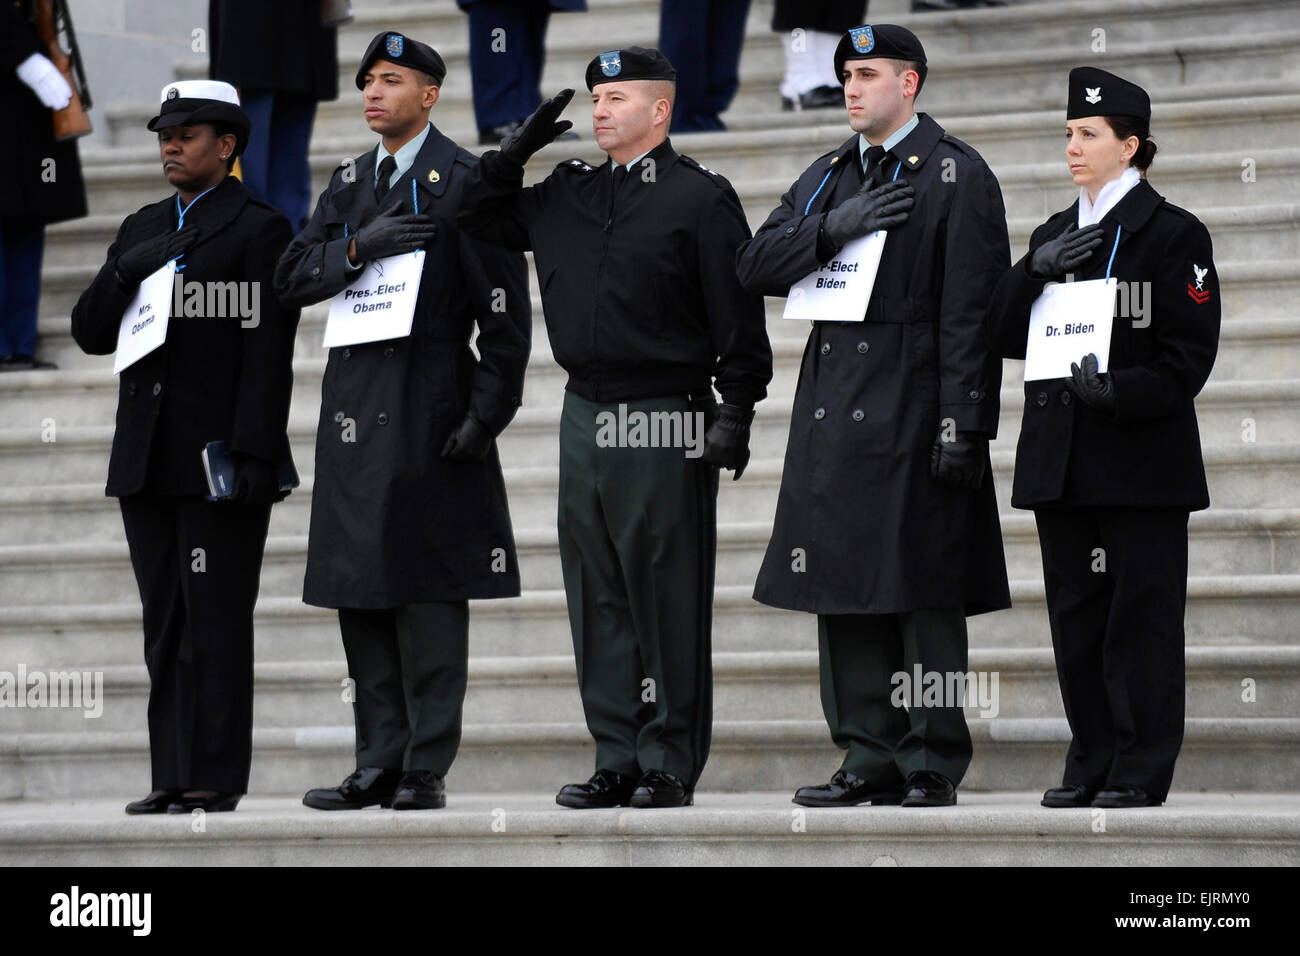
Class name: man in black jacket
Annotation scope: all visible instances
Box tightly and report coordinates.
[736,25,1011,808]
[276,33,530,812]
[459,47,772,808]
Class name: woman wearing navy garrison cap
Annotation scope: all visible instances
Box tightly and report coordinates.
[71,81,300,815]
[986,68,1221,809]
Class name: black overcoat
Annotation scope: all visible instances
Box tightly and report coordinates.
[737,114,1011,616]
[274,125,531,609]
[0,0,87,224]
[71,176,299,495]
[208,0,338,102]
[985,178,1221,511]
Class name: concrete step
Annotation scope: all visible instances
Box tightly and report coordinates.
[3,791,1296,866]
[3,644,1295,736]
[4,567,1300,680]
[3,716,1297,800]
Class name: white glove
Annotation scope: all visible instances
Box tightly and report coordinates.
[16,53,73,110]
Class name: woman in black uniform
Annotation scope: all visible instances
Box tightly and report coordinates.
[986,68,1220,809]
[71,81,300,814]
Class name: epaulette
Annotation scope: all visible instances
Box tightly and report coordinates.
[678,154,730,188]
[557,157,597,174]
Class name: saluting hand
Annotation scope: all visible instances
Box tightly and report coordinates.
[1028,222,1105,280]
[352,207,437,263]
[701,403,755,480]
[114,223,199,290]
[500,89,575,165]
[822,179,915,248]
[931,431,988,491]
[1068,353,1116,412]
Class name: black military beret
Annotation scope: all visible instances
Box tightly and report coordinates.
[356,31,446,90]
[1066,67,1151,122]
[147,80,250,155]
[834,24,928,88]
[585,46,676,91]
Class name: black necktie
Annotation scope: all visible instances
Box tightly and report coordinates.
[376,155,397,201]
[863,144,886,182]
[610,164,628,216]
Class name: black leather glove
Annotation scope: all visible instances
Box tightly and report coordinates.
[114,223,199,289]
[1068,353,1116,412]
[1027,222,1105,280]
[441,413,493,460]
[230,453,279,504]
[500,88,574,165]
[822,179,915,248]
[701,403,754,480]
[930,431,988,491]
[353,207,437,262]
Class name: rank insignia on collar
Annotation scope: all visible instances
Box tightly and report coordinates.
[599,51,622,77]
[428,168,439,183]
[850,26,875,54]
[908,155,919,164]
[1187,263,1211,303]
[386,34,404,58]
[1085,86,1102,104]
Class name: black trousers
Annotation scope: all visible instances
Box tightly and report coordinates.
[119,494,272,793]
[338,602,469,775]
[1034,507,1190,801]
[557,392,718,787]
[817,608,973,787]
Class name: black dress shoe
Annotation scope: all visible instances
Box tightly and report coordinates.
[912,0,1005,10]
[793,769,903,807]
[166,791,242,813]
[629,770,693,808]
[125,789,183,814]
[780,85,844,112]
[555,769,637,809]
[390,770,447,810]
[1042,784,1096,808]
[901,770,957,806]
[303,766,401,810]
[1092,785,1162,808]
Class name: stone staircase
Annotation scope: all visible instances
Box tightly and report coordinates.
[1,0,1298,864]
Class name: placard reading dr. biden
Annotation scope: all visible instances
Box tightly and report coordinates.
[323,250,426,348]
[1024,276,1116,382]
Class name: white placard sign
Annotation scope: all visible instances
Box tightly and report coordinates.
[323,250,426,348]
[113,261,176,374]
[783,231,888,322]
[1024,277,1116,382]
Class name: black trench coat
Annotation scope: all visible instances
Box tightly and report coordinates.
[275,125,531,609]
[986,178,1221,510]
[737,114,1011,616]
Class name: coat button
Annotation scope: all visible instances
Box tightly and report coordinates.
[968,389,981,400]
[152,382,162,396]
[311,266,321,277]
[857,341,869,354]
[820,342,831,355]
[814,407,826,420]
[1061,390,1073,405]
[126,383,137,396]
[377,412,389,425]
[384,346,395,357]
[334,411,344,423]
[852,409,864,422]
[784,225,796,236]
[1036,391,1049,407]
[343,348,352,359]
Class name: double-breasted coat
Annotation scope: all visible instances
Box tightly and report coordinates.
[274,125,531,609]
[737,114,1011,617]
[985,178,1221,510]
[71,175,299,495]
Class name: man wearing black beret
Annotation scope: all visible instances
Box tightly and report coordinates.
[276,32,531,812]
[737,24,1012,808]
[460,46,773,809]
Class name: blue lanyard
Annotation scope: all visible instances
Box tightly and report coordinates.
[804,154,901,215]
[171,184,217,270]
[344,175,422,249]
[1103,224,1122,280]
